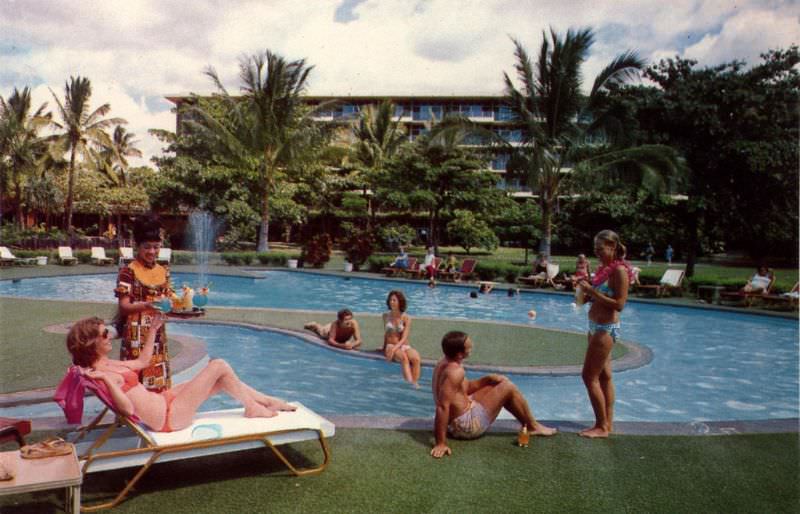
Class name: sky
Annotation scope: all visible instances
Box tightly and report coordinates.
[1,0,797,167]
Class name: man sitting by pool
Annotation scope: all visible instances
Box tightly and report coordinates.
[304,309,362,350]
[430,331,556,458]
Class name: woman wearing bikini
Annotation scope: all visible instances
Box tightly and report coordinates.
[575,230,633,438]
[67,314,295,432]
[382,290,421,388]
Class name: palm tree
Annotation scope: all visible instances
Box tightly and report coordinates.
[351,100,407,227]
[49,76,125,231]
[189,50,318,251]
[0,87,51,228]
[503,28,684,256]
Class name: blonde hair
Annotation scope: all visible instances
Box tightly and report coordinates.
[594,230,627,261]
[66,316,105,367]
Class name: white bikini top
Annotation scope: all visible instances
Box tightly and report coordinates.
[384,314,405,334]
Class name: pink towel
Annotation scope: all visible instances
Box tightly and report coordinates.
[53,366,140,424]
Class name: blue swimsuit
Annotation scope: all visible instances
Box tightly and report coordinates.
[588,280,621,341]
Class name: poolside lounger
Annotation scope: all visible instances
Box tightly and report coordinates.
[0,246,37,266]
[156,247,172,265]
[439,258,477,282]
[382,257,417,277]
[71,401,333,511]
[636,268,685,297]
[57,246,78,265]
[90,246,113,265]
[118,247,134,267]
[519,263,559,288]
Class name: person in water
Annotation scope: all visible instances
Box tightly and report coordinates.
[304,308,363,350]
[382,290,421,388]
[66,314,295,432]
[575,230,634,439]
[431,331,556,458]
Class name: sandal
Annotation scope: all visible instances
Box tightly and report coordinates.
[20,437,73,459]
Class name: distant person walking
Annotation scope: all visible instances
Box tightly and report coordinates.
[665,244,674,265]
[644,242,654,266]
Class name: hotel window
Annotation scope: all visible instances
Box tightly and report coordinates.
[333,104,360,119]
[412,104,444,121]
[496,105,515,121]
[491,154,510,170]
[394,104,411,118]
[409,125,429,141]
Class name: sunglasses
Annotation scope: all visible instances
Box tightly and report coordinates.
[99,328,109,339]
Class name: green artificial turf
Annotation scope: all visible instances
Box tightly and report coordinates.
[1,429,797,513]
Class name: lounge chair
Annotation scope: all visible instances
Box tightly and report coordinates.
[60,369,333,511]
[0,416,31,447]
[57,246,78,265]
[156,247,172,265]
[90,247,113,265]
[0,246,36,266]
[636,268,685,297]
[382,257,417,277]
[417,256,442,279]
[440,258,477,282]
[118,247,134,267]
[519,263,560,288]
[761,281,800,308]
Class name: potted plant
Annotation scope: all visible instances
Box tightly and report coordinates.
[341,227,375,272]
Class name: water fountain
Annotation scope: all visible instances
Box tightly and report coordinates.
[186,211,221,288]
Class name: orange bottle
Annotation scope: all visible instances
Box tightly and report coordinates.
[517,426,529,447]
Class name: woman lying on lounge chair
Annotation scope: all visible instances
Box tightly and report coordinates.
[66,314,295,433]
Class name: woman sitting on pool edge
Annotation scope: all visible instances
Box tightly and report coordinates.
[383,290,422,388]
[65,314,295,432]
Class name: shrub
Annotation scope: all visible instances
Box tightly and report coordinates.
[256,252,297,266]
[221,252,255,266]
[378,222,417,251]
[474,261,527,283]
[172,251,195,265]
[368,255,394,272]
[341,226,376,271]
[447,210,499,254]
[301,234,333,268]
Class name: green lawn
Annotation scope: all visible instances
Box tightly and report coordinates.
[1,429,797,513]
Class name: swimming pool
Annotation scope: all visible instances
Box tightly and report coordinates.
[1,271,797,422]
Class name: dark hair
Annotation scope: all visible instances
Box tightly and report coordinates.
[337,308,353,322]
[386,290,407,312]
[594,229,627,260]
[133,214,163,245]
[469,291,478,298]
[66,316,105,367]
[442,331,469,359]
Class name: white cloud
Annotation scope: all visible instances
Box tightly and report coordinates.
[2,0,797,166]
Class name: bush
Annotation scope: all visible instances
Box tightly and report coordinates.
[474,261,526,283]
[340,226,376,271]
[221,252,255,266]
[378,223,417,251]
[255,252,298,266]
[367,255,394,272]
[301,234,333,268]
[172,251,195,265]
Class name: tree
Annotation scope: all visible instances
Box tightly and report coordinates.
[447,210,499,254]
[350,100,408,226]
[50,76,124,231]
[98,125,143,186]
[0,87,51,228]
[627,47,799,271]
[378,133,502,251]
[503,28,684,256]
[188,50,322,251]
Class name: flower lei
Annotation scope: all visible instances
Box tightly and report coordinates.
[592,259,634,287]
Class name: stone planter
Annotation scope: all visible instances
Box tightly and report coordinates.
[343,262,353,272]
[36,256,48,266]
[287,259,298,269]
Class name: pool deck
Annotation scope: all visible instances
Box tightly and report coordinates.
[1,264,797,436]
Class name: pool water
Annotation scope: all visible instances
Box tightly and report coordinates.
[1,271,797,422]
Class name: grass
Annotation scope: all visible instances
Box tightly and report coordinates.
[1,429,797,513]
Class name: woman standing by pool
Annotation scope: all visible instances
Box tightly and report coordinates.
[576,230,633,438]
[114,215,174,392]
[383,290,421,388]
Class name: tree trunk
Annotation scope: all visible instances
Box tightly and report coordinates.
[257,157,272,252]
[684,206,699,278]
[538,195,553,257]
[14,178,23,230]
[65,146,77,232]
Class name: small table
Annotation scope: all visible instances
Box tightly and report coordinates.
[0,445,82,513]
[697,285,726,305]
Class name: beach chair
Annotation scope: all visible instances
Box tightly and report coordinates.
[519,263,559,288]
[61,371,333,511]
[760,281,800,308]
[118,246,134,267]
[417,256,442,279]
[90,247,113,265]
[636,268,685,297]
[0,416,31,447]
[382,257,417,277]
[57,246,78,265]
[440,258,477,282]
[156,247,172,265]
[0,246,36,266]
